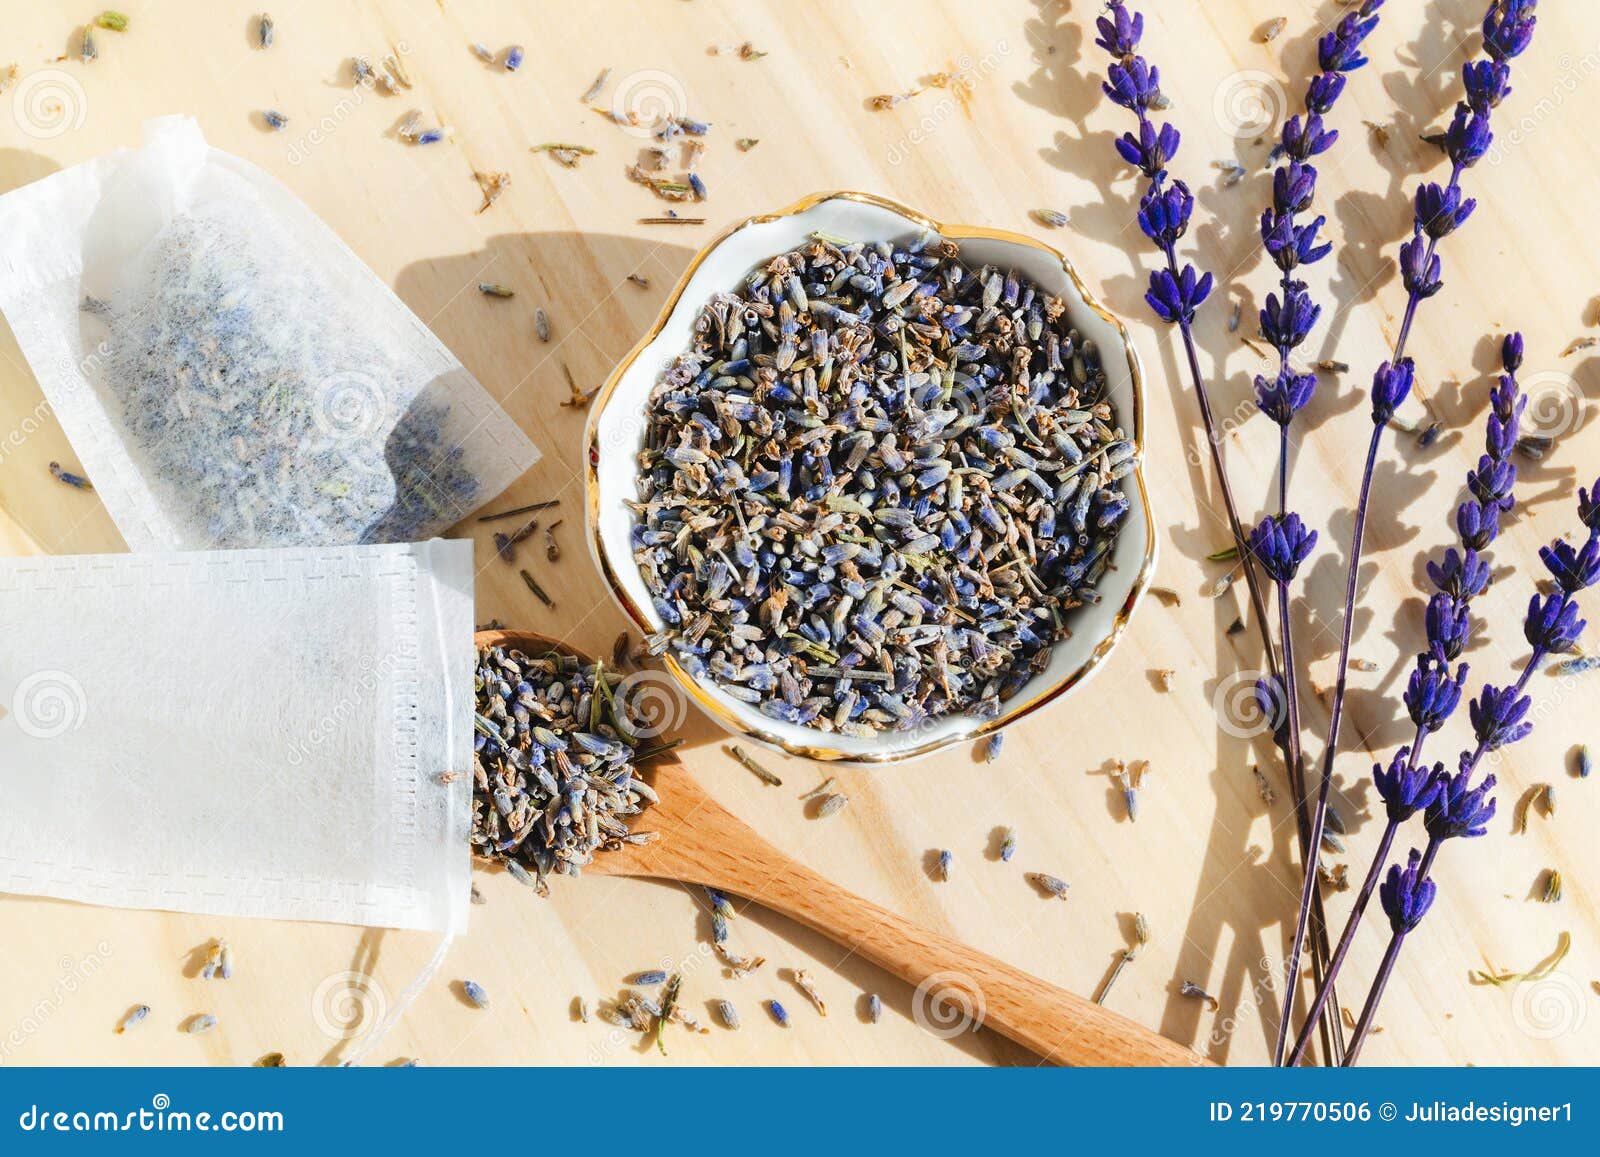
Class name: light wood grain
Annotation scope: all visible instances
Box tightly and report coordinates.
[478,628,1203,1066]
[1,0,1598,1067]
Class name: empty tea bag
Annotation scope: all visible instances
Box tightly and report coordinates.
[0,538,474,935]
[0,116,538,552]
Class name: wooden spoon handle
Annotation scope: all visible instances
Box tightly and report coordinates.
[608,768,1203,1067]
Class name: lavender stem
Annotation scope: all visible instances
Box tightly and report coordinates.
[1342,926,1407,1066]
[1275,423,1383,1063]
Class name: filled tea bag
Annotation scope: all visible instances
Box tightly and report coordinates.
[0,116,538,552]
[0,538,473,935]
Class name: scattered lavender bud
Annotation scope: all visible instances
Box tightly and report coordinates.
[716,999,740,1029]
[478,282,514,297]
[936,849,953,881]
[49,461,92,489]
[631,970,669,986]
[257,14,273,48]
[793,969,827,1016]
[115,1005,149,1034]
[185,1014,218,1034]
[1032,209,1068,228]
[1028,872,1070,900]
[767,999,789,1027]
[504,45,524,72]
[866,993,882,1023]
[999,827,1017,862]
[262,109,288,131]
[461,979,490,1008]
[1578,744,1592,778]
[983,733,1004,763]
[534,308,552,342]
[1179,981,1219,1010]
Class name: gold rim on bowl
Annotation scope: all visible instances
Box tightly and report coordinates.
[584,190,1157,764]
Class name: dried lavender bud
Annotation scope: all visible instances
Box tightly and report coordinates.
[866,993,882,1023]
[185,1014,218,1034]
[115,1005,150,1034]
[461,980,490,1008]
[767,999,789,1027]
[716,999,740,1029]
[1028,872,1070,900]
[999,827,1017,862]
[631,970,669,986]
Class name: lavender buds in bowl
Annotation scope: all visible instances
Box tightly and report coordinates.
[586,191,1156,763]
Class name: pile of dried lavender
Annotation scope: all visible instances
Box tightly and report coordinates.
[472,645,658,892]
[632,233,1137,735]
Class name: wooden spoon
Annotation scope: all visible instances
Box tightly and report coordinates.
[477,629,1203,1067]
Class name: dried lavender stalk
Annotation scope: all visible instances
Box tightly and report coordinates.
[1288,0,1540,1066]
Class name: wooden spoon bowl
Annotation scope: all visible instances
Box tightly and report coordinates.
[476,628,1202,1066]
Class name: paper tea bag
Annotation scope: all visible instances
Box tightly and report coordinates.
[0,539,474,933]
[0,116,538,552]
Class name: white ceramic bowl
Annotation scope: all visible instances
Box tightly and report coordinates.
[585,191,1156,763]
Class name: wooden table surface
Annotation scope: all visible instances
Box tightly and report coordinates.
[1,0,1597,1067]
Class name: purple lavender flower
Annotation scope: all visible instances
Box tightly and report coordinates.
[1249,512,1317,583]
[1469,683,1534,749]
[1427,548,1490,599]
[1256,370,1318,427]
[1145,265,1212,324]
[1540,536,1600,593]
[1370,359,1415,425]
[1424,593,1470,661]
[1403,658,1468,733]
[1379,849,1437,933]
[1373,748,1445,822]
[1524,592,1586,653]
[1424,766,1499,842]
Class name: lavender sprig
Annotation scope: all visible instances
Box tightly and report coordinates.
[1285,335,1524,1066]
[1282,0,1537,1064]
[1253,1,1386,1066]
[1095,4,1285,678]
[1342,489,1598,1066]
